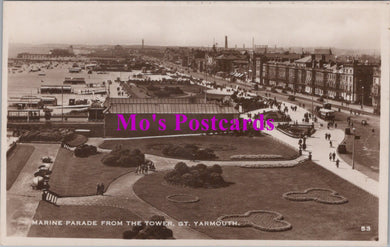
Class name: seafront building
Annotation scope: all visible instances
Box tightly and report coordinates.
[164,46,380,108]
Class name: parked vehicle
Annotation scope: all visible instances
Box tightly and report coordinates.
[288,95,296,101]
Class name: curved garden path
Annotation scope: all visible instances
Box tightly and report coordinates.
[56,100,378,240]
[56,171,211,239]
[56,145,307,239]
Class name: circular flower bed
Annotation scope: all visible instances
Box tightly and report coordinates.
[166,194,200,203]
[283,188,348,204]
[217,210,292,232]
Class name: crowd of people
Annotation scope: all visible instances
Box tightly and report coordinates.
[136,160,156,175]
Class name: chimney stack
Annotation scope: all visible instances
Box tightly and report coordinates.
[225,36,228,49]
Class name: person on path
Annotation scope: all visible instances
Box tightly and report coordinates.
[325,133,328,140]
[336,159,340,168]
[96,184,101,195]
[329,140,333,148]
[335,123,338,128]
[328,133,331,140]
[100,183,105,195]
[329,153,332,161]
[332,152,336,161]
[145,165,149,174]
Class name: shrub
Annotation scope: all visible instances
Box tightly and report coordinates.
[74,144,97,158]
[101,155,119,166]
[195,148,217,160]
[101,146,145,167]
[165,162,229,188]
[174,162,189,175]
[209,164,222,174]
[195,163,207,171]
[123,215,173,239]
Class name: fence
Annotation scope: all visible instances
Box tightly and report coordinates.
[42,190,60,206]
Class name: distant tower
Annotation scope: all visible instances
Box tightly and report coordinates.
[68,45,74,55]
[252,37,254,50]
[235,44,237,49]
[225,36,228,49]
[243,44,245,49]
[142,39,144,49]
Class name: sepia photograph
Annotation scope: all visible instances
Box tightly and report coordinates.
[1,1,389,246]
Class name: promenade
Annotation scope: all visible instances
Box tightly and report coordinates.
[262,101,378,197]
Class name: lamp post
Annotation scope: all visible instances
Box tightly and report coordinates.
[61,86,64,122]
[361,85,364,109]
[311,89,314,118]
[352,127,356,170]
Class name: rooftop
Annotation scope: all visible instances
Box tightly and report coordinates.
[106,103,238,114]
[295,56,312,63]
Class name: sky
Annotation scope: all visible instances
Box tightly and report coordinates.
[4,1,385,50]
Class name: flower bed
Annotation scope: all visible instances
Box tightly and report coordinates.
[283,188,348,204]
[240,158,306,168]
[164,162,230,188]
[230,154,283,160]
[277,124,315,138]
[166,194,200,203]
[217,210,292,232]
[101,145,145,167]
[19,128,74,142]
[162,144,217,160]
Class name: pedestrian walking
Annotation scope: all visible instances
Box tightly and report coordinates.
[336,159,340,168]
[329,153,332,161]
[335,123,338,128]
[332,152,336,161]
[329,140,333,148]
[325,133,328,140]
[298,139,302,145]
[302,143,306,151]
[328,133,331,140]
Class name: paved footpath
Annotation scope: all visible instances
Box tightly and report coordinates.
[258,101,378,197]
[7,143,61,237]
[57,171,211,239]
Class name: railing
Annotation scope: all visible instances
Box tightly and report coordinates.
[42,189,60,206]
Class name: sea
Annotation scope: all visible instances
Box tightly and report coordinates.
[7,62,171,107]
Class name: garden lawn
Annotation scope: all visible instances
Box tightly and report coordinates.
[28,202,141,239]
[7,145,35,190]
[100,135,298,161]
[134,161,378,240]
[49,148,134,196]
